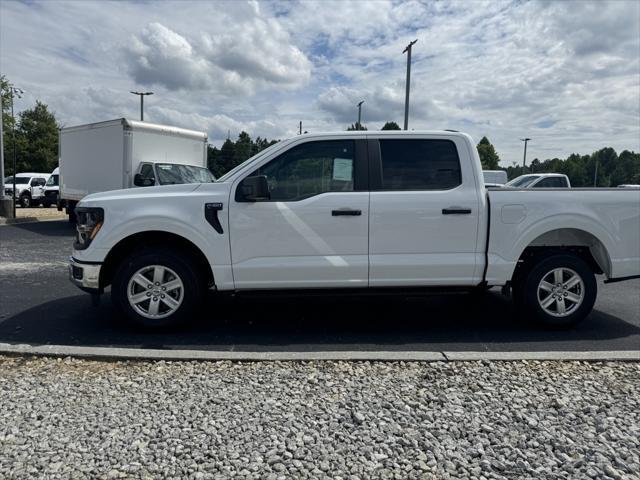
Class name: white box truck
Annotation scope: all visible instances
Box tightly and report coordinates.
[58,118,213,221]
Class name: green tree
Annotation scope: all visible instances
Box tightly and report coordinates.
[347,122,367,131]
[1,75,23,176]
[16,101,59,173]
[476,136,500,170]
[381,121,401,130]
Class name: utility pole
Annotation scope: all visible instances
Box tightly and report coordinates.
[402,39,418,130]
[9,86,24,219]
[593,160,599,187]
[130,91,153,121]
[0,88,4,201]
[299,121,302,135]
[520,138,531,170]
[357,100,364,130]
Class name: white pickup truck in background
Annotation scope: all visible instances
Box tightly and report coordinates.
[68,131,640,329]
[58,119,214,222]
[3,172,51,207]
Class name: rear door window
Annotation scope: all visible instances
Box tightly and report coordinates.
[378,139,461,190]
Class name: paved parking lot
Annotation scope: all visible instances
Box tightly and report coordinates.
[0,220,639,352]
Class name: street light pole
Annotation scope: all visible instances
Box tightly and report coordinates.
[10,87,24,218]
[357,100,364,130]
[130,91,153,121]
[402,39,418,131]
[520,137,531,170]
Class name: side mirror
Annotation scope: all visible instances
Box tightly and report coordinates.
[134,174,155,187]
[236,175,270,202]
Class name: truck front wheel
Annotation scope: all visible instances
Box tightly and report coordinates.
[19,194,31,208]
[514,253,597,328]
[111,248,205,329]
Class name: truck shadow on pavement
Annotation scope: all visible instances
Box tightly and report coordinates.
[0,290,638,351]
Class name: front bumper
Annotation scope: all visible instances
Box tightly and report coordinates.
[69,257,102,293]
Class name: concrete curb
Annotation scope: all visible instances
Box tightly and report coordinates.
[0,216,65,226]
[0,343,639,362]
[443,350,640,361]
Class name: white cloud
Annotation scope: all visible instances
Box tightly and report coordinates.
[124,17,311,94]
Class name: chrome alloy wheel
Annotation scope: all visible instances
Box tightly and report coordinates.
[127,265,184,319]
[537,267,584,317]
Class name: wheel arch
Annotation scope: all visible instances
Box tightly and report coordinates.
[99,231,214,289]
[512,228,611,282]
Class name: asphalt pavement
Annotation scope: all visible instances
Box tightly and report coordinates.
[1,220,638,352]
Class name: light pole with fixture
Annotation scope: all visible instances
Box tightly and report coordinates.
[9,86,24,218]
[357,100,364,130]
[402,39,418,130]
[130,91,153,121]
[520,137,531,170]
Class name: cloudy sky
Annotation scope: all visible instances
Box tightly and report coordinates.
[1,0,639,164]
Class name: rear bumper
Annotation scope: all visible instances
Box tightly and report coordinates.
[69,257,102,293]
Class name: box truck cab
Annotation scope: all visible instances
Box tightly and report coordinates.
[58,119,212,221]
[42,167,60,207]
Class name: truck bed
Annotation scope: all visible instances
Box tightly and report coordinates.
[485,188,640,285]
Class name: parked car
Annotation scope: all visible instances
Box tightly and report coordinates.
[58,118,214,222]
[42,167,59,208]
[504,173,571,188]
[3,172,50,207]
[483,170,508,187]
[68,131,640,329]
[617,184,640,188]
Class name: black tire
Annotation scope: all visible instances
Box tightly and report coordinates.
[514,253,596,328]
[19,194,31,208]
[111,248,205,329]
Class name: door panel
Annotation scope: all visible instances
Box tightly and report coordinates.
[230,193,369,288]
[368,137,481,286]
[229,138,369,289]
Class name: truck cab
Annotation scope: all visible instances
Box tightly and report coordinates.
[504,173,571,188]
[43,167,60,207]
[133,162,215,187]
[4,172,50,207]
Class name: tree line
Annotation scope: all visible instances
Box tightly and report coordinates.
[476,136,640,186]
[2,75,638,186]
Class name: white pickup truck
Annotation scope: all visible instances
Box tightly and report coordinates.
[68,131,640,329]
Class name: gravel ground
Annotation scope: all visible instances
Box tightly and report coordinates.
[0,358,638,480]
[15,207,66,219]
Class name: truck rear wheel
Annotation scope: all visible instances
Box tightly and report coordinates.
[514,253,596,328]
[111,248,205,329]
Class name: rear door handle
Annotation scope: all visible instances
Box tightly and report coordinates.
[442,207,472,215]
[332,209,362,216]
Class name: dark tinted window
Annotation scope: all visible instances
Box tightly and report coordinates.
[534,177,567,188]
[379,139,461,190]
[251,140,355,201]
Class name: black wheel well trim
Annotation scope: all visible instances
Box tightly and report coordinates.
[99,231,215,289]
[511,245,604,283]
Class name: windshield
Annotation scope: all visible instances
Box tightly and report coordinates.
[216,140,283,182]
[4,176,30,185]
[46,174,59,187]
[155,164,215,185]
[505,175,540,188]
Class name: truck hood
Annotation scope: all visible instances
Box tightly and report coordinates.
[79,183,225,206]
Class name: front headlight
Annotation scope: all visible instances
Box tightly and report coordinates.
[74,207,104,250]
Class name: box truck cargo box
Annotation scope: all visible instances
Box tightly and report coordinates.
[59,118,212,221]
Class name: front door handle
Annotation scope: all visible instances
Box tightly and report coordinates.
[332,209,362,216]
[442,207,472,215]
